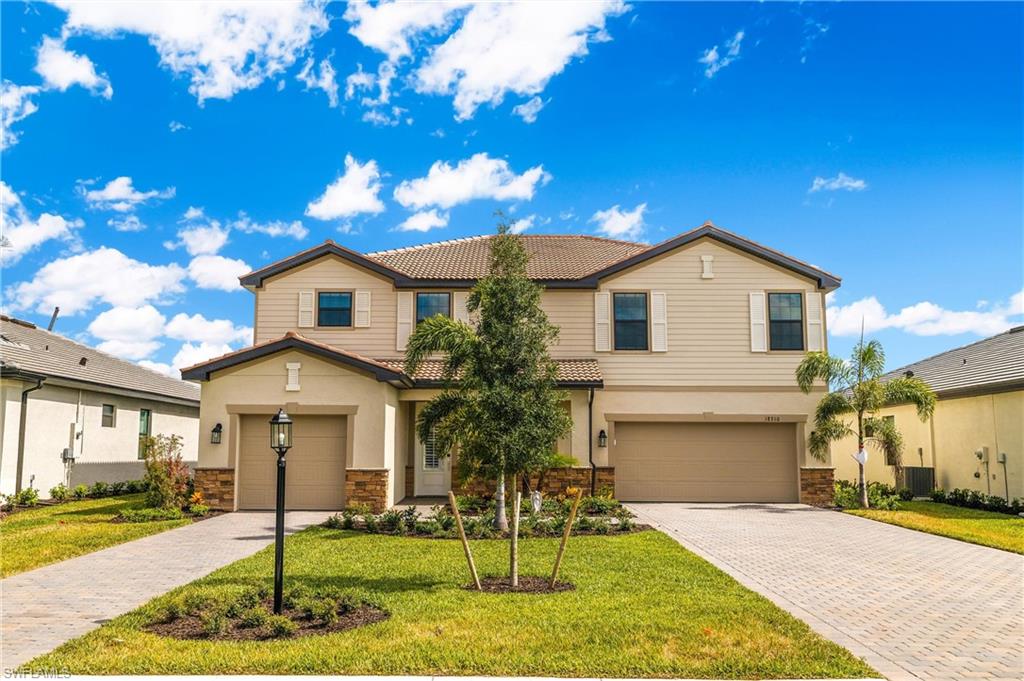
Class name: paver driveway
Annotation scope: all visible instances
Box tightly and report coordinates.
[629,503,1023,681]
[0,510,329,671]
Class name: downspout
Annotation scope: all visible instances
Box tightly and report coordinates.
[588,387,596,496]
[15,377,45,493]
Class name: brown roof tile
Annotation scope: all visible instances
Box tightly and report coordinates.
[376,357,603,386]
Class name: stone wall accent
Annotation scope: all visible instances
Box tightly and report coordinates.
[345,468,389,512]
[800,467,834,506]
[404,465,415,499]
[194,468,234,511]
[453,466,615,498]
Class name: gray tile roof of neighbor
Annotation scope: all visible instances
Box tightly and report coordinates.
[882,325,1024,397]
[0,315,200,403]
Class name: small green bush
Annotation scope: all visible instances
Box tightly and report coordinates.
[109,481,128,495]
[266,615,297,638]
[90,481,110,497]
[930,488,947,503]
[238,606,269,628]
[431,504,456,531]
[613,507,634,531]
[200,611,227,636]
[118,507,185,523]
[346,502,372,517]
[303,597,339,625]
[13,487,39,507]
[932,487,1022,515]
[49,483,70,501]
[125,479,146,494]
[324,513,344,529]
[282,585,309,610]
[188,503,210,517]
[379,509,403,533]
[72,484,89,500]
[897,488,914,501]
[581,494,619,515]
[163,598,187,622]
[363,513,379,533]
[400,506,420,532]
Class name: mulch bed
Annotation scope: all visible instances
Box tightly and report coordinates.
[110,509,225,524]
[467,576,576,594]
[145,599,389,641]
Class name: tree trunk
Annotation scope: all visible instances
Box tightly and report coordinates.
[857,411,869,508]
[510,491,521,586]
[494,472,509,531]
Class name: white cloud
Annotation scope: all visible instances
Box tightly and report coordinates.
[306,154,385,220]
[175,224,229,256]
[170,341,234,372]
[809,172,868,193]
[187,254,250,292]
[827,291,1024,337]
[396,209,449,232]
[512,96,548,123]
[699,30,744,79]
[296,55,339,107]
[343,1,469,62]
[1,81,42,150]
[230,213,308,240]
[107,214,145,232]
[6,247,186,315]
[394,153,550,210]
[35,35,113,98]
[88,305,166,360]
[137,359,176,377]
[52,0,329,103]
[414,2,627,120]
[362,105,408,127]
[589,202,646,240]
[83,176,175,212]
[1,181,83,265]
[509,214,535,234]
[168,120,188,132]
[165,312,251,345]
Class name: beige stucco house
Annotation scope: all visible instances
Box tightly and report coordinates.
[1,315,200,498]
[183,223,841,512]
[833,327,1023,500]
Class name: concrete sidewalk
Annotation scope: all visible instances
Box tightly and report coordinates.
[1,510,329,671]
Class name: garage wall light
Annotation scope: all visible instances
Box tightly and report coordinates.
[597,430,607,448]
[211,423,222,444]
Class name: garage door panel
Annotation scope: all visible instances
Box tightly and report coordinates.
[238,415,347,510]
[613,422,797,502]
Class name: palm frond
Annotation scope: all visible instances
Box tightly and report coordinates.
[883,376,937,421]
[404,314,477,376]
[864,415,904,474]
[853,339,886,380]
[808,417,854,461]
[796,351,853,392]
[815,391,854,422]
[416,391,472,458]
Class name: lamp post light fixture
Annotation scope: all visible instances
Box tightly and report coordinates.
[210,423,222,444]
[269,408,293,614]
[597,429,608,448]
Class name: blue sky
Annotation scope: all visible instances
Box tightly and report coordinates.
[1,1,1021,376]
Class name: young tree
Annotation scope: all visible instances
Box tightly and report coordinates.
[796,338,936,508]
[405,219,572,580]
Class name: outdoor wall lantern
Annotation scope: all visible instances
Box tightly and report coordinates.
[210,423,222,444]
[269,408,293,614]
[598,430,608,448]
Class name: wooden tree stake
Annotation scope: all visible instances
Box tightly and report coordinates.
[550,488,583,588]
[510,490,522,587]
[449,491,481,591]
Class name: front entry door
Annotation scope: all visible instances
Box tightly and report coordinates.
[414,428,450,496]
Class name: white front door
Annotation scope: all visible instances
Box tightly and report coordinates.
[414,427,450,496]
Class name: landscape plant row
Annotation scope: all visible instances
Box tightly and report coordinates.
[0,479,147,511]
[832,479,902,510]
[930,488,1022,515]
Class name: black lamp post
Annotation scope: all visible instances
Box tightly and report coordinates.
[269,408,293,614]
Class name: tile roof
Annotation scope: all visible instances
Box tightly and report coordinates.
[365,234,649,280]
[0,316,200,403]
[880,326,1024,397]
[377,357,603,386]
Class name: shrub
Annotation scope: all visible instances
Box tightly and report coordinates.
[897,487,914,501]
[266,615,297,638]
[341,509,357,529]
[189,491,204,506]
[933,487,1023,515]
[363,513,379,533]
[125,479,145,494]
[163,598,187,622]
[581,494,619,515]
[72,484,89,500]
[90,481,109,498]
[400,506,420,532]
[346,502,372,517]
[238,606,268,629]
[930,488,947,503]
[200,611,227,636]
[188,503,210,517]
[109,481,128,496]
[118,507,185,523]
[431,505,456,531]
[613,506,635,532]
[300,597,339,625]
[454,494,489,514]
[324,513,344,529]
[282,585,309,609]
[13,487,39,507]
[49,483,70,501]
[142,434,191,510]
[379,509,403,533]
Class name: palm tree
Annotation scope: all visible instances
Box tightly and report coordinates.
[796,338,936,508]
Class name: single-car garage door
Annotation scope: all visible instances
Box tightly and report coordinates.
[613,422,798,502]
[238,414,347,510]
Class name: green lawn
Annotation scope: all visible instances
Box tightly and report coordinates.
[1,494,191,577]
[25,528,875,678]
[846,500,1024,554]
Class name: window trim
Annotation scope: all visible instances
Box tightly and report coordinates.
[766,290,806,352]
[611,290,651,353]
[138,408,152,459]
[101,403,117,428]
[315,289,354,328]
[421,428,440,471]
[415,291,453,326]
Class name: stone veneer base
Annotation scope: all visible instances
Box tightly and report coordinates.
[345,468,389,513]
[799,467,835,506]
[453,466,615,498]
[194,468,235,511]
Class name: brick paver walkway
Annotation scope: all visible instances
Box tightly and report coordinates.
[629,503,1024,681]
[0,511,329,671]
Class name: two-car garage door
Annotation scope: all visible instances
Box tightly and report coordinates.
[237,415,347,510]
[613,422,798,502]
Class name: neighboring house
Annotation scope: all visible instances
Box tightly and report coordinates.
[833,327,1023,500]
[182,222,841,512]
[0,315,200,498]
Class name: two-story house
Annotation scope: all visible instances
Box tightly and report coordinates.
[182,223,840,512]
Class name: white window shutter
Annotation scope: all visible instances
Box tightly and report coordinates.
[651,291,668,352]
[354,290,371,328]
[806,291,823,352]
[285,362,301,391]
[396,291,413,351]
[453,291,470,324]
[594,291,611,352]
[749,292,767,352]
[297,291,315,328]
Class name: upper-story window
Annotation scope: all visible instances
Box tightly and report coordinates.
[416,292,451,325]
[318,291,352,327]
[768,292,804,350]
[613,292,649,351]
[101,403,116,427]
